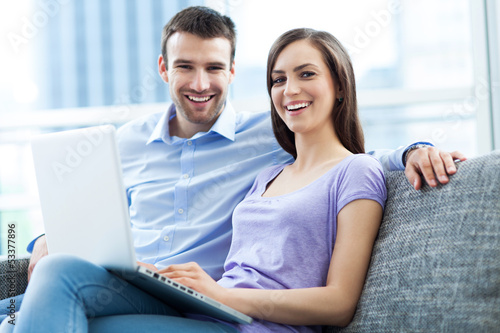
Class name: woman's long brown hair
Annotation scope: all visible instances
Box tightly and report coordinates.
[266,28,365,158]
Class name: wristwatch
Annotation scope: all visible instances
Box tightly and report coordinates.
[403,144,432,166]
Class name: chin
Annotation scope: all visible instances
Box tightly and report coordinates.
[286,123,306,134]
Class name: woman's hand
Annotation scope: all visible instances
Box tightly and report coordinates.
[136,261,158,272]
[158,262,229,303]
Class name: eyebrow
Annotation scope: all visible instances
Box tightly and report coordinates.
[272,63,318,74]
[173,59,228,68]
[207,62,228,68]
[172,59,192,65]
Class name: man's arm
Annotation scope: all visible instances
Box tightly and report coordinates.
[368,142,467,190]
[27,235,48,282]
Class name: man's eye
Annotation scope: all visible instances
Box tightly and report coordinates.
[208,66,224,71]
[177,65,191,70]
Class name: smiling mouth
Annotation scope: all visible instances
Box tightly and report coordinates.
[286,102,311,111]
[187,95,214,103]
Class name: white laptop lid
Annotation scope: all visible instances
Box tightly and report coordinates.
[31,125,253,325]
[31,125,136,271]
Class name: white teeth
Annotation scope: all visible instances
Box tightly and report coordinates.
[188,96,211,102]
[286,102,310,111]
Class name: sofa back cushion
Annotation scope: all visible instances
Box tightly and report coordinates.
[329,151,500,332]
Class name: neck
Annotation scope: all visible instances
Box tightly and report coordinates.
[292,127,351,171]
[169,117,213,138]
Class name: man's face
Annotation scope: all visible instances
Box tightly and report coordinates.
[159,32,235,136]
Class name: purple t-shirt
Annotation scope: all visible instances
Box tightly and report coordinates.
[218,154,387,332]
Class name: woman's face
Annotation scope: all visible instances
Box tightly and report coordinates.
[270,40,341,135]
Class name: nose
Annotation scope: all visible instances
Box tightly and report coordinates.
[284,78,300,96]
[190,70,210,92]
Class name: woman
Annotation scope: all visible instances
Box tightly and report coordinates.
[6,28,386,333]
[169,27,386,332]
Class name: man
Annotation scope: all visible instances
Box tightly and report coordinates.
[0,5,465,326]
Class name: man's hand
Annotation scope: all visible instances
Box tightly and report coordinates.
[28,235,48,282]
[405,147,467,190]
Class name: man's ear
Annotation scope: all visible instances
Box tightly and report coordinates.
[228,60,236,84]
[158,55,168,83]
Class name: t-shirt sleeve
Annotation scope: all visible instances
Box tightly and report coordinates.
[335,155,387,215]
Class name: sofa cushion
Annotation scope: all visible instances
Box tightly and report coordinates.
[0,255,30,300]
[329,151,500,332]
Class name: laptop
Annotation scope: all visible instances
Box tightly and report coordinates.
[30,125,252,325]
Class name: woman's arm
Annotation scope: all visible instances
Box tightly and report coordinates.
[160,199,382,327]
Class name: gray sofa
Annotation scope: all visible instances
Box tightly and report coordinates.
[330,151,500,332]
[0,256,29,302]
[1,152,499,332]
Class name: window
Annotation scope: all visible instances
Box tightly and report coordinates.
[228,0,478,154]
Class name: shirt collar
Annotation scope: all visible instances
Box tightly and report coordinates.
[147,101,236,145]
[209,101,236,141]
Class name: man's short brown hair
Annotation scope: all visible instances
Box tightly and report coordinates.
[161,6,237,69]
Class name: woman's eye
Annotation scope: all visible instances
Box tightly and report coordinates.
[272,77,285,85]
[301,71,315,78]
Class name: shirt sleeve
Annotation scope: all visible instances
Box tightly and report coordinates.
[335,155,387,215]
[367,141,434,171]
[26,234,45,253]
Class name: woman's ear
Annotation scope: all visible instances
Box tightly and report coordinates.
[336,84,343,101]
[158,55,168,83]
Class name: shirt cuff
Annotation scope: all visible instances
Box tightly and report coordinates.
[26,234,45,253]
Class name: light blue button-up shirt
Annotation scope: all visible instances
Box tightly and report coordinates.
[115,102,418,279]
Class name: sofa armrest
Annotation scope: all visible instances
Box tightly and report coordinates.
[0,255,30,300]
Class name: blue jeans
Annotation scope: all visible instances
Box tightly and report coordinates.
[0,254,237,333]
[0,295,24,324]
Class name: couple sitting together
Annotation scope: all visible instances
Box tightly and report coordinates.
[0,6,465,333]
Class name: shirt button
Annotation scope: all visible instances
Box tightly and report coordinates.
[163,236,169,242]
[183,174,189,179]
[187,140,193,146]
[178,208,184,214]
